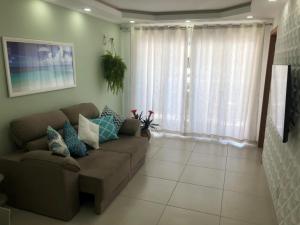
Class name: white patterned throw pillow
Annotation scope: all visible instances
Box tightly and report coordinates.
[78,114,100,149]
[47,126,70,157]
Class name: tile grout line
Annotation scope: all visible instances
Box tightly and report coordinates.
[149,139,268,225]
[218,144,229,225]
[150,142,228,225]
[155,142,195,225]
[120,195,166,206]
[139,173,226,190]
[148,140,255,224]
[157,143,194,225]
[220,215,266,225]
[147,146,163,160]
[167,204,221,217]
[178,142,226,223]
[154,169,181,225]
[131,172,272,200]
[121,194,222,218]
[154,187,174,225]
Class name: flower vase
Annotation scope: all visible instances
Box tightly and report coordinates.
[141,129,151,141]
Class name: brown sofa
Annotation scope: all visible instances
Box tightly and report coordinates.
[0,103,148,221]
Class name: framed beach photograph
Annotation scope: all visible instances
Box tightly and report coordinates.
[2,37,76,97]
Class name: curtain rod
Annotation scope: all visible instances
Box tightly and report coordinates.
[193,23,272,28]
[130,22,272,30]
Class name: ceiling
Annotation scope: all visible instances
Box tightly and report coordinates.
[97,0,250,12]
[43,0,287,24]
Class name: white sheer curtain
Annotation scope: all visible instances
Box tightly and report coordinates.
[130,27,188,131]
[187,25,266,141]
[128,24,268,142]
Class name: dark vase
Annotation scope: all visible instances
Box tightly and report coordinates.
[141,129,151,141]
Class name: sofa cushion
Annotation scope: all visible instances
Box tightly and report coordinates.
[11,110,68,148]
[21,150,81,172]
[119,119,140,136]
[77,150,130,198]
[61,103,99,125]
[26,137,49,151]
[101,136,148,170]
[91,116,119,143]
[25,129,64,151]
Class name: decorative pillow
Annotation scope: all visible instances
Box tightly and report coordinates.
[63,121,88,158]
[78,114,100,149]
[100,105,125,132]
[91,115,119,143]
[47,126,70,157]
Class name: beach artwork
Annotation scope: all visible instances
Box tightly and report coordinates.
[2,37,76,97]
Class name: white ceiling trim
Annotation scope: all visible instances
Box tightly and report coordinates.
[43,0,123,23]
[97,0,251,13]
[43,0,285,24]
[132,4,251,21]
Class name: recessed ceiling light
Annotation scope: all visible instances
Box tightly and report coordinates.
[129,20,135,23]
[84,8,91,12]
[268,0,277,2]
[247,15,254,19]
[185,20,191,23]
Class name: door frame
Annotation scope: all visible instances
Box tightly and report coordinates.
[258,27,278,148]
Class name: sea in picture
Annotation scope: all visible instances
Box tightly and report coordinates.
[6,41,75,94]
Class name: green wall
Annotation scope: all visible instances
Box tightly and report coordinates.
[0,0,122,153]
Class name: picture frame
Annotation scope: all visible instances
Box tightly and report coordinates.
[2,37,77,97]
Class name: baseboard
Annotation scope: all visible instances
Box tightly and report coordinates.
[0,207,10,225]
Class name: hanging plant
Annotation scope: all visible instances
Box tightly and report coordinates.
[102,50,127,95]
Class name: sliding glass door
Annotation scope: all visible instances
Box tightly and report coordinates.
[128,24,269,142]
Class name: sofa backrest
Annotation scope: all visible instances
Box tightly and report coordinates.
[10,110,68,150]
[60,103,99,125]
[10,103,100,151]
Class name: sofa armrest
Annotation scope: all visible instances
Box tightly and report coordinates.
[119,119,141,136]
[21,150,80,172]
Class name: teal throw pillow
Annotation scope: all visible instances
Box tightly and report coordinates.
[63,121,88,158]
[47,126,70,157]
[91,115,119,143]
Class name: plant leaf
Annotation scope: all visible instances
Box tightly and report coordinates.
[102,51,127,95]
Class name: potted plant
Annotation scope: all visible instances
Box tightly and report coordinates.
[131,109,159,140]
[102,51,127,95]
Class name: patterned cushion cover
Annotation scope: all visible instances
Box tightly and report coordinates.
[63,121,88,158]
[91,115,119,143]
[100,106,125,132]
[47,126,70,157]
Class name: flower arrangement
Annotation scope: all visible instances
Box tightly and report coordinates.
[131,109,159,131]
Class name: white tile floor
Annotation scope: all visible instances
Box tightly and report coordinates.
[10,137,278,225]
